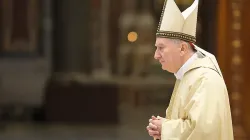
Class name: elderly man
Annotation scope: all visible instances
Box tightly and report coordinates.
[146,0,234,140]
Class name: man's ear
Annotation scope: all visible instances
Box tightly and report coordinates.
[180,42,189,56]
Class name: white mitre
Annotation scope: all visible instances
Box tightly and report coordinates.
[156,0,224,78]
[156,0,199,43]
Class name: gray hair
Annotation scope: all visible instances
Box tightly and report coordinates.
[169,39,193,51]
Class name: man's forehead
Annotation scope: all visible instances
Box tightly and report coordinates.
[155,38,170,46]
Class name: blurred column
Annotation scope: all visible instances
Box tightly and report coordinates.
[54,0,91,73]
[198,0,217,54]
[0,0,52,106]
[230,1,247,139]
[67,0,91,73]
[90,0,111,78]
[117,0,137,76]
[108,0,121,74]
[217,0,248,139]
[241,0,250,137]
[43,0,53,73]
[133,0,156,77]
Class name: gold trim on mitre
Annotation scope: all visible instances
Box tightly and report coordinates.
[156,0,199,43]
[156,31,196,43]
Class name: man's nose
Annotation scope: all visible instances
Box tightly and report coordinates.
[154,50,160,60]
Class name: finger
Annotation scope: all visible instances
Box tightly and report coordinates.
[149,123,157,129]
[149,119,155,123]
[152,119,161,125]
[149,119,152,123]
[148,130,159,136]
[154,135,161,139]
[149,122,157,129]
[150,119,157,125]
[149,131,159,136]
[152,115,157,120]
[146,126,153,131]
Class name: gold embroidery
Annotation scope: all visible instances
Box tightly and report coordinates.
[156,31,196,43]
[157,0,168,31]
[166,80,181,119]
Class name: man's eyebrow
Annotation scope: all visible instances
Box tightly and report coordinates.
[156,43,164,47]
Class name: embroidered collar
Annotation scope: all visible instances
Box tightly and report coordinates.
[174,53,198,80]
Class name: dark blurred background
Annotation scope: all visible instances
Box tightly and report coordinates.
[0,0,249,139]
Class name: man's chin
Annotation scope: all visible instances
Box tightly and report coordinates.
[161,65,166,70]
[161,65,168,71]
[161,66,174,73]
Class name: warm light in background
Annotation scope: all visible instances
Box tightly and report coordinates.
[127,31,138,42]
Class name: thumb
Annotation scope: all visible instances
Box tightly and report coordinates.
[157,116,163,119]
[151,115,157,120]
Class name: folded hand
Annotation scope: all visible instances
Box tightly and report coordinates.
[147,115,164,139]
